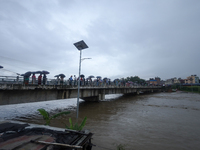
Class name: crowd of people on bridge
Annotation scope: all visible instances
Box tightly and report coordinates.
[18,69,152,88]
[21,71,142,87]
[23,73,47,85]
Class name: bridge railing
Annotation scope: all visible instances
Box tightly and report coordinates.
[0,76,161,89]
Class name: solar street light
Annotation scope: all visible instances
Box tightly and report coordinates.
[74,40,89,119]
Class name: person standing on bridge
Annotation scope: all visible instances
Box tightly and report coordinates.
[69,75,73,86]
[80,77,83,86]
[99,78,102,87]
[74,75,76,86]
[43,74,47,85]
[16,76,19,84]
[83,78,85,86]
[90,78,93,86]
[60,76,64,85]
[108,79,111,86]
[115,79,118,87]
[38,74,42,85]
[32,73,36,84]
[96,78,99,86]
[106,78,108,86]
[24,75,29,85]
[57,76,60,85]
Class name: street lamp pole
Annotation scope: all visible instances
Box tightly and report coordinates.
[77,49,82,119]
[74,40,89,119]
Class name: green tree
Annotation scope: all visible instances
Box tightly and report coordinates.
[125,76,146,84]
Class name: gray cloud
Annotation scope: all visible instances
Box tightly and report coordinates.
[0,0,200,80]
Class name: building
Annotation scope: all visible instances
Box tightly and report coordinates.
[155,77,161,85]
[185,75,199,84]
[174,78,180,84]
[148,77,161,86]
[149,79,157,85]
[165,78,173,85]
[165,77,177,85]
[160,80,165,86]
[178,78,185,84]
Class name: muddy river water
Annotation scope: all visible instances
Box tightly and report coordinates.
[0,91,200,150]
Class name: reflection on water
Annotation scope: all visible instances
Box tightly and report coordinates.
[1,92,200,150]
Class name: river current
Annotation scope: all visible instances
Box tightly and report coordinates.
[0,91,200,150]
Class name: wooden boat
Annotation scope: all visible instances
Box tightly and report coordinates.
[0,121,93,150]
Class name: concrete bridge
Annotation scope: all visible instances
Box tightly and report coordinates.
[0,84,162,105]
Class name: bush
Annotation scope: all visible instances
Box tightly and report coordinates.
[180,86,200,93]
[37,108,70,125]
[65,117,87,131]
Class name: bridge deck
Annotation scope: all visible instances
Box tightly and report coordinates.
[0,83,162,105]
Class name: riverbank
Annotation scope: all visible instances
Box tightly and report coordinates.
[180,86,200,93]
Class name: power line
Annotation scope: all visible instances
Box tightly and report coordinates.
[0,55,51,69]
[0,68,20,75]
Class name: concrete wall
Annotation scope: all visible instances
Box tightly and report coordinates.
[0,89,58,105]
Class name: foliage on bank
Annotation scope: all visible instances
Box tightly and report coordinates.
[37,108,88,131]
[171,84,200,93]
[65,117,87,131]
[117,144,127,150]
[180,86,200,93]
[37,108,70,125]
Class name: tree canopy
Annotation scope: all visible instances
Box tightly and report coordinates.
[124,76,146,84]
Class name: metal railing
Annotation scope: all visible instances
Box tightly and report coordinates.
[0,76,152,88]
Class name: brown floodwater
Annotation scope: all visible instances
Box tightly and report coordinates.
[1,91,200,150]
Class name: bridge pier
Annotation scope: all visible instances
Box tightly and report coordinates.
[99,93,105,101]
[99,89,105,101]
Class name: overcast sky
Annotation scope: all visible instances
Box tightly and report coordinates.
[0,0,200,80]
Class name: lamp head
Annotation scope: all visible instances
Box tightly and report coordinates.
[74,40,88,50]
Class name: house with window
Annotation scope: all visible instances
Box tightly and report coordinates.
[165,77,178,85]
[185,75,199,84]
[147,77,161,85]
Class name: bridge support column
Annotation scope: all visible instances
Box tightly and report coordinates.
[65,90,70,99]
[137,91,140,95]
[99,89,105,101]
[62,91,65,99]
[99,93,105,101]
